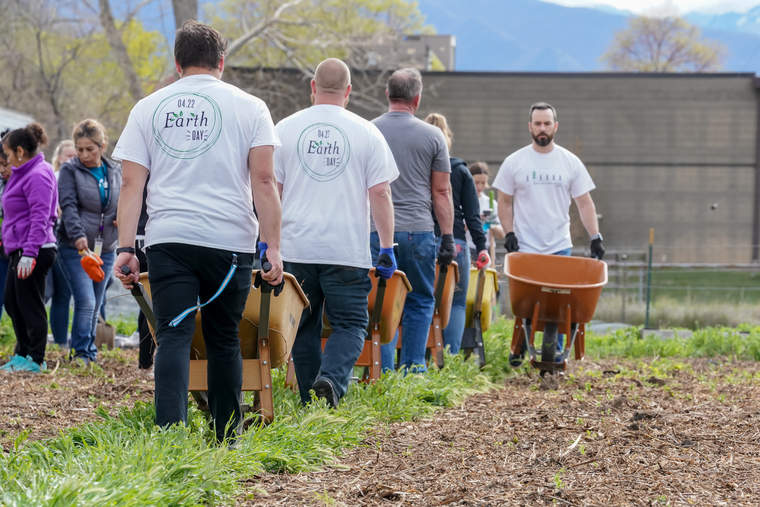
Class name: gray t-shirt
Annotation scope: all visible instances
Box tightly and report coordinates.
[372,112,451,232]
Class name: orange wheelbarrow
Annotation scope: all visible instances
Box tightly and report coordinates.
[503,252,607,375]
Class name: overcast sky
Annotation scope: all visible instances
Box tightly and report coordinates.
[545,0,760,14]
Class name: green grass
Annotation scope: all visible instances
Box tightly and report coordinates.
[1,317,759,505]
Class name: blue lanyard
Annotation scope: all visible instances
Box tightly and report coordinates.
[168,254,239,328]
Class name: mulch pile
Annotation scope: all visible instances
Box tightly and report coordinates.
[245,358,760,505]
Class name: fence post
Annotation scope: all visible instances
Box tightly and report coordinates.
[619,260,626,322]
[644,228,654,329]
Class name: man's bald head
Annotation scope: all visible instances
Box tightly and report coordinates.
[314,58,351,94]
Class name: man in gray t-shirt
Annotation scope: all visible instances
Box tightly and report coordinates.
[371,67,455,372]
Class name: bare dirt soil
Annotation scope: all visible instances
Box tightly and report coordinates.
[0,348,152,448]
[245,358,760,506]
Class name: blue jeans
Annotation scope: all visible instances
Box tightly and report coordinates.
[0,255,8,319]
[58,245,115,361]
[49,255,72,345]
[285,262,371,405]
[371,231,436,372]
[441,238,469,354]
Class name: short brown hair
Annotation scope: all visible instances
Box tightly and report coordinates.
[469,161,489,176]
[73,119,108,148]
[174,20,227,70]
[529,102,557,122]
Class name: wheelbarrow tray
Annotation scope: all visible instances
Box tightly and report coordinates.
[138,270,308,377]
[464,267,500,331]
[503,252,607,324]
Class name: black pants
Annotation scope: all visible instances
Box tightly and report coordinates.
[136,243,155,369]
[5,248,56,364]
[146,243,253,442]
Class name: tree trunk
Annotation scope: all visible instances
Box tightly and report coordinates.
[98,0,143,102]
[172,0,199,30]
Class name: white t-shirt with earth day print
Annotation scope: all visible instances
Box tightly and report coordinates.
[274,104,399,268]
[112,74,280,253]
[492,143,595,254]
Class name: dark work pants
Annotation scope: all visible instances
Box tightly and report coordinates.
[5,248,56,364]
[136,244,155,369]
[146,243,253,442]
[285,262,371,405]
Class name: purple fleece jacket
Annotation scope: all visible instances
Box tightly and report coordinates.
[1,153,57,257]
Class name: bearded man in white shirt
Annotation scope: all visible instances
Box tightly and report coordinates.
[492,102,605,366]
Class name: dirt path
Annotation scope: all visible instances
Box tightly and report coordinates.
[245,358,760,506]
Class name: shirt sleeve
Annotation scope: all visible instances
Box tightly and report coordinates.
[251,101,281,149]
[431,129,451,173]
[365,124,399,188]
[568,153,596,198]
[112,105,151,169]
[491,156,514,195]
[273,123,286,184]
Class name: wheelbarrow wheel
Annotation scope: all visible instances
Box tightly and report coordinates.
[541,322,558,365]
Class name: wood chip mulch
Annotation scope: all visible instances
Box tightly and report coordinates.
[0,348,153,449]
[244,358,760,506]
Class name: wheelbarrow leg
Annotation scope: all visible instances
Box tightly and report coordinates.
[257,335,274,424]
[574,323,586,361]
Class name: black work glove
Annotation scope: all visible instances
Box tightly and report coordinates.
[504,232,519,253]
[590,237,605,260]
[437,234,456,267]
[253,254,285,296]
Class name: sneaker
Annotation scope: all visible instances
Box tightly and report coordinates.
[0,355,26,371]
[13,356,46,373]
[312,377,339,408]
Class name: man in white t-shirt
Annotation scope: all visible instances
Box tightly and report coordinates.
[112,21,283,442]
[275,58,398,407]
[492,102,604,365]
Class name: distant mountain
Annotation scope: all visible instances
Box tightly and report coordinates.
[686,5,760,36]
[417,0,760,73]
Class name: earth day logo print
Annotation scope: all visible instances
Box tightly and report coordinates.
[297,122,350,182]
[151,92,222,159]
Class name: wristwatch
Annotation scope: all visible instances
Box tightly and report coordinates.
[590,233,603,241]
[116,246,136,255]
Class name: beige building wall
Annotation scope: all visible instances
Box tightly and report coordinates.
[227,69,758,263]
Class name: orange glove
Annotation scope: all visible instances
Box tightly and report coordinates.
[79,249,105,282]
[475,250,491,270]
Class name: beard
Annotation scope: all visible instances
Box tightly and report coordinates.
[532,132,553,147]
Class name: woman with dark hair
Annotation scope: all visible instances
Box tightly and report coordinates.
[58,119,121,365]
[0,123,58,373]
[424,113,490,354]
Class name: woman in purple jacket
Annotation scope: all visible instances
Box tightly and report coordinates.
[0,123,58,373]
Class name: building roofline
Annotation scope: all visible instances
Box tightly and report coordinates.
[228,65,756,80]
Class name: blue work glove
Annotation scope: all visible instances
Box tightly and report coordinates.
[375,247,397,279]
